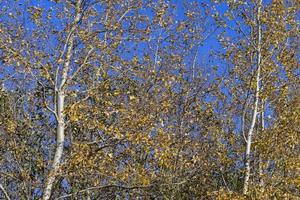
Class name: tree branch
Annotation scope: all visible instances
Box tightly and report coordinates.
[0,184,11,200]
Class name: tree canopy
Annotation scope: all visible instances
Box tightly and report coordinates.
[0,0,299,199]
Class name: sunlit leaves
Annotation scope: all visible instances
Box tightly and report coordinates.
[0,0,298,199]
[27,6,43,25]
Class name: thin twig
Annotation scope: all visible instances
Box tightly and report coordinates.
[67,47,94,85]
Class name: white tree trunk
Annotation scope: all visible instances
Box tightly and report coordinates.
[243,0,262,195]
[43,2,81,199]
[258,102,265,187]
[43,91,65,200]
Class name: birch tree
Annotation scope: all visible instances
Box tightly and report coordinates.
[243,0,262,194]
[216,0,299,197]
[0,0,298,199]
[42,1,83,199]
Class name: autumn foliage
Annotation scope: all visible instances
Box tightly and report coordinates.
[0,0,299,199]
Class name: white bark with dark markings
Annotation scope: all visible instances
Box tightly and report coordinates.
[42,1,82,199]
[243,0,262,195]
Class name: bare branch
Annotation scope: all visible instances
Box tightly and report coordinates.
[66,47,94,86]
[0,184,11,200]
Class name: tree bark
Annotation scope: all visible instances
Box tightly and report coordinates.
[43,92,65,200]
[243,0,262,195]
[42,1,82,199]
[258,102,265,187]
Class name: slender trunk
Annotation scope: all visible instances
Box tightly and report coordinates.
[258,102,265,187]
[43,49,72,200]
[243,0,262,195]
[43,92,65,200]
[43,2,81,199]
[87,190,91,200]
